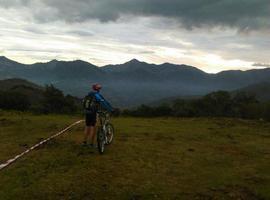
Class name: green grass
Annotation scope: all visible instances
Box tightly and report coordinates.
[0,111,270,199]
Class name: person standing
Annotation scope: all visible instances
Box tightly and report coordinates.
[82,83,113,147]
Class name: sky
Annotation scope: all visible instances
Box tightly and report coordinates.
[0,0,269,73]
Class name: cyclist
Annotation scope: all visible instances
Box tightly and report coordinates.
[82,83,113,148]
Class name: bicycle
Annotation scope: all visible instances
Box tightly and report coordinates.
[96,111,114,154]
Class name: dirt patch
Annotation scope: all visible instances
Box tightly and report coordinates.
[215,145,246,156]
[214,120,238,128]
[19,143,29,148]
[0,118,14,126]
[196,185,265,200]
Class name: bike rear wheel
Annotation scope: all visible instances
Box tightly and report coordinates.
[106,123,114,145]
[97,127,105,154]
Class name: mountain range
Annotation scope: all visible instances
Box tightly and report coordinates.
[1,56,270,107]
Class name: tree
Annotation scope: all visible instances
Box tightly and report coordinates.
[134,105,155,117]
[232,92,259,118]
[42,85,65,113]
[172,99,196,117]
[262,102,270,121]
[154,104,172,116]
[41,85,78,114]
[201,91,232,117]
[0,91,30,111]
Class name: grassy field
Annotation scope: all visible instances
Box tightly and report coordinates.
[0,111,269,200]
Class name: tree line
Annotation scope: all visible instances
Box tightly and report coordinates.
[0,85,79,114]
[123,91,270,121]
[1,87,270,121]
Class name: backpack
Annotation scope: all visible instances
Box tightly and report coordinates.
[83,94,98,112]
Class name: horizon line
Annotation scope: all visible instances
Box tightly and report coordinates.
[0,55,268,75]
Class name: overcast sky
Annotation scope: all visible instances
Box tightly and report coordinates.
[0,0,269,73]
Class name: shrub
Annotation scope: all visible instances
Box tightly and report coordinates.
[0,91,30,111]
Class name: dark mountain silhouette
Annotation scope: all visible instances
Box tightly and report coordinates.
[0,78,44,104]
[153,81,270,107]
[0,78,81,113]
[0,78,43,91]
[213,69,270,89]
[0,56,26,79]
[233,81,270,101]
[1,56,270,107]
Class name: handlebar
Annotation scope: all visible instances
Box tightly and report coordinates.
[97,110,111,118]
[97,110,110,114]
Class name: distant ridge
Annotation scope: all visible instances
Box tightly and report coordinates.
[0,78,43,91]
[0,56,264,74]
[0,78,44,104]
[234,81,270,101]
[1,56,270,107]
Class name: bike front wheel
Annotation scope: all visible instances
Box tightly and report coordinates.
[106,123,114,145]
[97,127,105,154]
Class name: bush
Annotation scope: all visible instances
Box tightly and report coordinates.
[0,84,79,114]
[153,104,172,116]
[262,102,270,121]
[172,99,196,117]
[0,91,30,111]
[41,85,78,114]
[123,91,269,120]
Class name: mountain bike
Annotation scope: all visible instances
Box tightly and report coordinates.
[96,111,114,154]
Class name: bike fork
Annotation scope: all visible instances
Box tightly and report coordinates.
[103,126,108,144]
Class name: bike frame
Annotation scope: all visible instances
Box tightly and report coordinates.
[98,111,110,125]
[97,111,110,142]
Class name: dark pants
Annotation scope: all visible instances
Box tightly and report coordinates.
[85,112,97,126]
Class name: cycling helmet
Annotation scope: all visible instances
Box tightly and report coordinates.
[92,83,102,91]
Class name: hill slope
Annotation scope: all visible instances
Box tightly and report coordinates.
[0,78,43,91]
[0,78,44,104]
[235,81,270,101]
[0,78,81,111]
[0,112,269,199]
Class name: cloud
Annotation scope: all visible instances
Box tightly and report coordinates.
[0,0,30,8]
[24,26,46,34]
[0,0,269,73]
[67,30,94,37]
[252,63,270,67]
[138,50,155,54]
[1,0,270,31]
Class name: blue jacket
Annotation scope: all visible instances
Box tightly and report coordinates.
[88,91,113,112]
